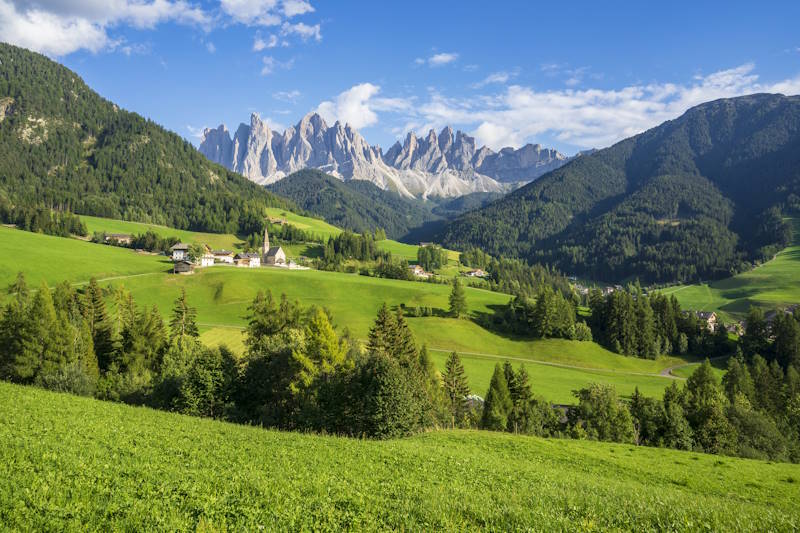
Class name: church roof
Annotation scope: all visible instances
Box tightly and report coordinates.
[266,246,283,256]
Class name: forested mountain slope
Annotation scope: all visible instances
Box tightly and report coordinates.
[266,169,440,238]
[439,94,800,282]
[0,43,290,234]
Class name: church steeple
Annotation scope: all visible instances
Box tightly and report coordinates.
[263,223,270,259]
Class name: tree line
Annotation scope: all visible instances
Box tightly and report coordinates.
[1,272,798,461]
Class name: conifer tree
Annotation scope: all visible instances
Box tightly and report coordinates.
[393,308,418,366]
[722,356,755,404]
[84,278,115,370]
[170,288,199,342]
[448,278,467,318]
[367,303,397,357]
[482,363,513,430]
[0,273,31,381]
[442,351,470,425]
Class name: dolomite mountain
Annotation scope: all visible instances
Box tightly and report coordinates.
[199,112,568,198]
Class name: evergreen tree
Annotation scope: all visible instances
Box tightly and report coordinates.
[482,363,513,430]
[394,308,419,366]
[741,307,769,359]
[685,359,736,454]
[366,303,398,357]
[448,278,467,318]
[84,278,115,370]
[170,288,199,342]
[0,273,32,381]
[442,352,470,426]
[722,356,755,404]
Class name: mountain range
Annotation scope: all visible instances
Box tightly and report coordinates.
[199,113,568,198]
[438,93,800,283]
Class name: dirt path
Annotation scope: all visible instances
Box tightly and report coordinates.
[659,355,728,377]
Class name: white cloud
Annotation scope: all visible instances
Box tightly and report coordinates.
[403,63,800,150]
[205,41,216,53]
[0,0,210,56]
[415,52,459,67]
[316,83,412,129]
[253,34,279,50]
[220,0,316,26]
[471,70,518,89]
[280,21,321,41]
[428,52,458,66]
[260,55,293,75]
[282,0,314,17]
[273,89,301,102]
[186,124,207,138]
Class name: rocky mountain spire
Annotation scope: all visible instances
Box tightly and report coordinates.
[199,113,570,198]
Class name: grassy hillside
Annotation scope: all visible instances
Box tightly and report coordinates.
[82,215,243,251]
[0,226,690,402]
[2,382,798,531]
[660,218,800,321]
[0,225,166,286]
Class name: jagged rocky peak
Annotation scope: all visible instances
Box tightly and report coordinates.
[198,112,571,198]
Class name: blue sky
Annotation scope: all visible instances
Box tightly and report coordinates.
[2,0,800,154]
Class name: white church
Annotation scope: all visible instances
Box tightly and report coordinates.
[262,226,286,266]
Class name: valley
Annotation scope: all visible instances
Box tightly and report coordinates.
[0,223,687,403]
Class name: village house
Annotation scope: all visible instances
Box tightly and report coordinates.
[409,264,430,279]
[173,260,194,275]
[200,253,215,267]
[212,250,235,264]
[418,242,434,247]
[234,253,261,268]
[465,268,487,278]
[692,311,718,332]
[262,227,286,266]
[104,233,133,245]
[170,243,189,261]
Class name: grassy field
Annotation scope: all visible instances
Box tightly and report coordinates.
[1,382,798,531]
[659,218,800,322]
[264,207,342,240]
[0,225,166,287]
[1,226,693,402]
[81,215,244,251]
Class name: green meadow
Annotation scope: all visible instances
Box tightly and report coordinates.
[659,218,800,321]
[1,382,798,531]
[0,225,166,286]
[1,225,692,402]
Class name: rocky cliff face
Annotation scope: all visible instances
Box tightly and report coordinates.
[199,112,568,198]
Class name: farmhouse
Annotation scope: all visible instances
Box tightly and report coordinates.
[465,269,487,278]
[200,253,215,267]
[262,227,286,265]
[212,250,235,264]
[104,233,133,245]
[172,260,194,275]
[234,253,261,268]
[409,264,430,279]
[170,243,189,261]
[692,311,718,332]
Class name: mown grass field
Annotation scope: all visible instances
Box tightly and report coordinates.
[659,218,800,321]
[1,382,798,531]
[81,215,244,251]
[0,225,166,286]
[1,226,691,402]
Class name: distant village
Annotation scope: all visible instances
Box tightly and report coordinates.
[168,227,303,274]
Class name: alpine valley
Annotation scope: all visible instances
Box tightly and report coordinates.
[199,112,569,198]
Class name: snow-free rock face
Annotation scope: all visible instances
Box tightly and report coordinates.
[199,112,569,198]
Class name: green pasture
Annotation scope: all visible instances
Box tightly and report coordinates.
[659,218,800,321]
[1,382,798,531]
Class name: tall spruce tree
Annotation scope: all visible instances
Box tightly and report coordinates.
[482,363,513,431]
[442,351,470,426]
[170,288,199,342]
[448,278,467,318]
[367,303,397,357]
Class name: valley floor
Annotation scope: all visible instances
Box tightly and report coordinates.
[1,382,798,531]
[0,224,697,403]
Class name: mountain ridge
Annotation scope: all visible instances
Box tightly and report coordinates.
[437,93,800,283]
[199,112,569,198]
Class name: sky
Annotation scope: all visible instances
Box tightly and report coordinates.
[2,0,800,155]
